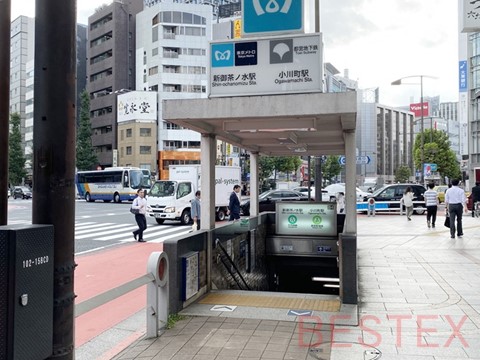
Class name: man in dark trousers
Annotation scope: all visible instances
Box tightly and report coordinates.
[228,184,241,221]
[472,181,480,217]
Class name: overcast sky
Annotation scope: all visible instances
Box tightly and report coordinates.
[11,0,460,107]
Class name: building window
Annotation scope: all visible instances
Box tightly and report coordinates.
[152,26,158,42]
[149,66,158,76]
[126,146,132,155]
[90,50,113,65]
[90,68,113,82]
[90,106,112,118]
[126,129,132,137]
[140,128,151,137]
[90,31,112,48]
[90,14,113,30]
[140,146,151,154]
[90,87,112,99]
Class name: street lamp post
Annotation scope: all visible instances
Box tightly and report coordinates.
[391,75,437,185]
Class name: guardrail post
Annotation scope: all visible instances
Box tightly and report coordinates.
[146,251,169,338]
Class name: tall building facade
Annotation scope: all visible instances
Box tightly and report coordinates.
[87,0,144,167]
[465,32,480,183]
[136,1,212,179]
[76,24,88,126]
[375,104,415,183]
[12,18,86,178]
[10,16,35,150]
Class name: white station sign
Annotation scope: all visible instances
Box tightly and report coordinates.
[209,33,323,97]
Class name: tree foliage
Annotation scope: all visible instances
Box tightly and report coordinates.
[76,89,98,171]
[394,165,411,183]
[272,156,302,180]
[258,156,302,187]
[413,129,461,180]
[322,156,342,186]
[8,112,27,185]
[259,156,275,183]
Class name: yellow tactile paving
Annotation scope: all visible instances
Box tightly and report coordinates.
[198,293,341,312]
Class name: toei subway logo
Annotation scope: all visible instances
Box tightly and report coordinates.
[252,0,293,15]
[243,0,302,35]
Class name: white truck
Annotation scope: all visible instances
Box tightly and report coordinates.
[147,165,241,225]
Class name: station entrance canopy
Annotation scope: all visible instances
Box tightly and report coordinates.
[162,92,357,157]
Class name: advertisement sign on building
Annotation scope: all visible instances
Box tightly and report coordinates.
[459,60,468,92]
[209,33,322,97]
[423,163,437,177]
[242,0,304,37]
[409,102,429,117]
[117,91,157,123]
[233,19,242,39]
[462,0,480,32]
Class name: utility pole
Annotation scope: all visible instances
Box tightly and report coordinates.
[0,0,11,226]
[420,75,424,185]
[34,1,77,358]
[392,75,436,185]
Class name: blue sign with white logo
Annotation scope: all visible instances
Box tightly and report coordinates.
[459,60,467,92]
[242,0,303,36]
[211,43,234,68]
[338,156,371,165]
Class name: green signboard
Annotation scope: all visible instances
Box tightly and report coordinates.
[275,202,337,236]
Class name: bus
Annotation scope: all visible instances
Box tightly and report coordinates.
[76,167,152,203]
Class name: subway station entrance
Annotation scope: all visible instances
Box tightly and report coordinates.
[161,91,358,319]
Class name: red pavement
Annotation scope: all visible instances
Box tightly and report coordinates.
[75,242,163,347]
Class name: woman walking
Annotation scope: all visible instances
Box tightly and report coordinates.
[132,189,147,242]
[402,186,414,221]
[424,182,438,228]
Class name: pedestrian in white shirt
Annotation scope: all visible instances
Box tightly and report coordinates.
[424,182,439,228]
[445,179,467,239]
[402,186,414,221]
[132,189,148,242]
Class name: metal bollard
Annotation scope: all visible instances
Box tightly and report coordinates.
[146,251,169,338]
[367,198,375,217]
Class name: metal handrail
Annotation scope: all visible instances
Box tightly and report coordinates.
[75,252,169,339]
[215,238,250,291]
[75,273,154,317]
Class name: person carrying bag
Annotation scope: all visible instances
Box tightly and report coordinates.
[444,208,450,228]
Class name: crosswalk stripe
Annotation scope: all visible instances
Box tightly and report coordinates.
[75,223,116,233]
[6,219,192,244]
[147,229,192,243]
[75,224,138,239]
[103,225,182,242]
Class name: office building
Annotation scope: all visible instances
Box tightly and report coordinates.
[136,0,212,179]
[87,0,144,167]
[10,16,35,157]
[14,19,87,178]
